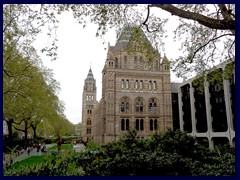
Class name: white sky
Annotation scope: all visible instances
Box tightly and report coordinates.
[34,10,183,125]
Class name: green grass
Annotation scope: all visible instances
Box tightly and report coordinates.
[11,144,73,170]
[12,155,53,169]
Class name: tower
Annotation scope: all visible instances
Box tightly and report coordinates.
[93,26,173,145]
[81,67,97,142]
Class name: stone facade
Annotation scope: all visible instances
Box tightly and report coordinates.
[82,27,173,145]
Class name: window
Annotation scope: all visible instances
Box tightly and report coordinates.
[153,81,156,90]
[149,81,152,89]
[87,118,91,125]
[150,119,153,131]
[121,118,130,131]
[136,119,139,130]
[140,80,143,89]
[154,119,158,130]
[120,97,130,113]
[153,103,157,112]
[87,128,91,134]
[135,80,138,89]
[135,98,143,112]
[149,98,157,113]
[87,109,92,114]
[134,56,137,66]
[149,103,153,112]
[126,102,129,112]
[139,56,143,65]
[126,119,129,130]
[121,79,124,89]
[126,80,129,89]
[140,119,144,131]
[150,119,158,131]
[121,119,125,131]
[124,56,127,67]
[115,57,118,68]
[136,119,144,131]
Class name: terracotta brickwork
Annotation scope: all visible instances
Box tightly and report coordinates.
[82,27,173,145]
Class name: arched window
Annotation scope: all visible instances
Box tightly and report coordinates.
[126,79,129,89]
[121,79,124,89]
[140,102,143,112]
[149,103,153,112]
[140,80,143,89]
[149,81,152,89]
[153,81,157,90]
[120,97,130,113]
[136,98,144,112]
[134,56,137,66]
[124,56,127,68]
[126,102,129,112]
[87,118,91,125]
[139,56,143,65]
[121,102,125,112]
[149,98,157,113]
[136,103,139,112]
[153,103,157,112]
[135,80,138,89]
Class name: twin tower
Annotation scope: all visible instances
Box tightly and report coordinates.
[82,27,172,145]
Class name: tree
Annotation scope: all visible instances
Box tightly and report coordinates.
[70,4,235,79]
[4,4,235,79]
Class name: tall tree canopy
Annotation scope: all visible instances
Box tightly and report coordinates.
[3,4,74,140]
[4,4,235,78]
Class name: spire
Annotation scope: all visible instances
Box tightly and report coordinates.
[162,53,170,64]
[87,67,94,79]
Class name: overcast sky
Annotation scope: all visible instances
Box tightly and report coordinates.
[34,10,183,125]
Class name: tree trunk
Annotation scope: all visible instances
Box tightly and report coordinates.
[6,119,13,145]
[24,121,28,141]
[32,125,37,139]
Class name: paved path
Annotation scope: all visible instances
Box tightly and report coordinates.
[3,144,56,165]
[3,143,85,166]
[73,143,85,152]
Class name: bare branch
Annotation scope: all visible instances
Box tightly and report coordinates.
[142,5,158,33]
[151,4,235,33]
[189,33,234,63]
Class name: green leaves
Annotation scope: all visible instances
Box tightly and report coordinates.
[3,130,235,176]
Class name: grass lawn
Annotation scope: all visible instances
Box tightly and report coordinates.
[12,144,73,169]
[12,155,53,169]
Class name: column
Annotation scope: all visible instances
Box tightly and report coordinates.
[204,80,213,148]
[178,88,184,131]
[190,83,197,135]
[223,79,233,146]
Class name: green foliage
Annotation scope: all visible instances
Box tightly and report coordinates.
[223,61,235,84]
[4,153,85,176]
[4,129,235,176]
